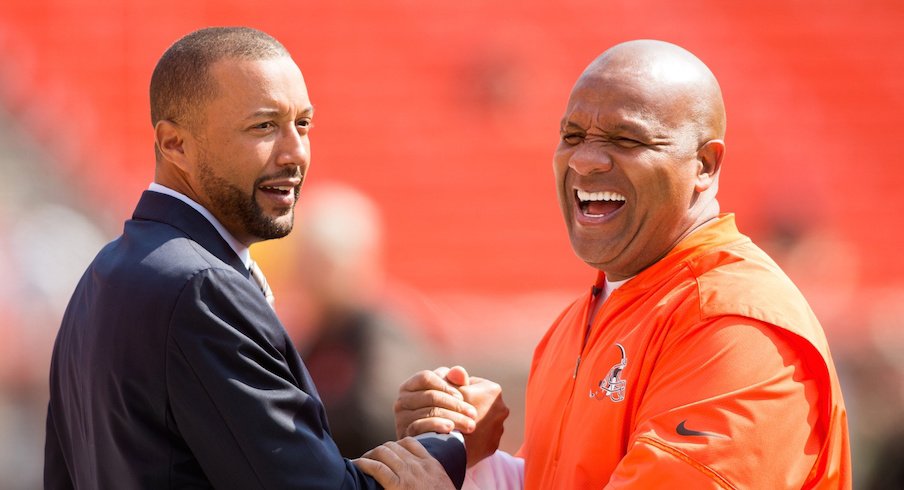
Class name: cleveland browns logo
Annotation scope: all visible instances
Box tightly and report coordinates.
[589,343,628,402]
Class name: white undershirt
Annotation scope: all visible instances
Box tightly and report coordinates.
[463,450,524,490]
[604,277,630,299]
[147,183,251,269]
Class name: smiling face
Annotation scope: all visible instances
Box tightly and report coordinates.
[553,41,725,280]
[186,56,313,245]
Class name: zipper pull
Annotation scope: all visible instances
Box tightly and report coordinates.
[573,355,582,379]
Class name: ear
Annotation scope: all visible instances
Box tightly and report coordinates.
[154,120,192,172]
[694,139,725,193]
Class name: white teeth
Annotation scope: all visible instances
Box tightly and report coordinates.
[261,185,293,191]
[576,189,626,202]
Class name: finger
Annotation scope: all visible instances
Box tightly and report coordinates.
[459,378,502,401]
[407,403,477,428]
[353,457,399,488]
[403,416,454,435]
[461,376,496,388]
[445,365,470,387]
[430,371,465,400]
[399,370,446,391]
[400,370,464,401]
[396,436,432,458]
[394,388,470,439]
[363,442,407,472]
[396,389,476,418]
[406,415,475,436]
[433,366,451,379]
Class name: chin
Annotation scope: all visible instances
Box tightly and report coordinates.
[248,214,295,241]
[270,217,295,237]
[571,238,618,270]
[571,243,602,266]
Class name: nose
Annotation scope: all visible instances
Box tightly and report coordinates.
[568,143,613,176]
[275,124,310,169]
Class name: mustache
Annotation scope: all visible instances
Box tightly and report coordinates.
[254,168,304,187]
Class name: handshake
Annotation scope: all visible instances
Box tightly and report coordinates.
[353,366,510,489]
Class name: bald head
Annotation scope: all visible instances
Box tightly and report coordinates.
[554,40,728,278]
[582,40,726,143]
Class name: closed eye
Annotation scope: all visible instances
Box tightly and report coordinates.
[561,133,584,145]
[611,137,644,148]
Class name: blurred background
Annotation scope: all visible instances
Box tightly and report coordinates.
[1,0,903,487]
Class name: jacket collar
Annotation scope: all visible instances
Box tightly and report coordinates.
[595,213,748,291]
[131,190,251,279]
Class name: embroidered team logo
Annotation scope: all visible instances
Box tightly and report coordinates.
[589,343,628,402]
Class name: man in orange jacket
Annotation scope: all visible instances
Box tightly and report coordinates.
[393,39,852,488]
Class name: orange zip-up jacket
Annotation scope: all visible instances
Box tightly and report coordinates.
[520,214,850,489]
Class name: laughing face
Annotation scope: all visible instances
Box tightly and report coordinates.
[187,56,313,245]
[553,48,722,281]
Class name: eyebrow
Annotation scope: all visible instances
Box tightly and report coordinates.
[559,120,584,132]
[247,105,315,120]
[559,119,650,135]
[604,117,653,134]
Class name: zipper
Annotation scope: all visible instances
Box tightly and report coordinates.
[573,284,603,379]
[551,283,605,484]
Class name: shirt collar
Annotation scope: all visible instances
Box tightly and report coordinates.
[148,183,252,269]
[593,213,743,293]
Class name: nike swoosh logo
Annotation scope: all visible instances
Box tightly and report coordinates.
[676,420,728,439]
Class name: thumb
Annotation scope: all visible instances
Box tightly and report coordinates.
[446,365,470,387]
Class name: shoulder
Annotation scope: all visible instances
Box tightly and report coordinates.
[85,218,250,330]
[692,240,804,313]
[686,239,830,355]
[115,217,239,285]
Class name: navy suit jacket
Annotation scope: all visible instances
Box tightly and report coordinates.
[45,191,464,489]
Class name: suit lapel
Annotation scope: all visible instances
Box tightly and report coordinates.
[132,191,250,279]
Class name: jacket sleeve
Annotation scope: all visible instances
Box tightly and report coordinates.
[165,268,381,490]
[44,402,75,490]
[606,317,825,488]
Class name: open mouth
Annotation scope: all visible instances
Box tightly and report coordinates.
[257,181,300,209]
[258,184,295,197]
[576,189,626,218]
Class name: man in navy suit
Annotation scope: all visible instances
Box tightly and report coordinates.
[44,26,491,489]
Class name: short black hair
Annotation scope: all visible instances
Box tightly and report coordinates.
[149,27,289,129]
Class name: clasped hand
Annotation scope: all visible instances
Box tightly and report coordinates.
[394,365,509,468]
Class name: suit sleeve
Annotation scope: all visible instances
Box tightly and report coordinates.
[44,402,75,490]
[165,268,380,490]
[606,317,825,488]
